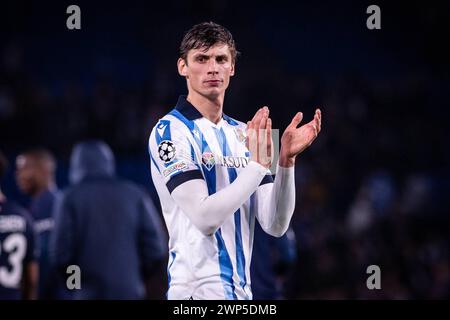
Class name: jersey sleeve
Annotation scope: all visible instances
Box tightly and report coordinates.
[254,164,296,237]
[149,118,204,193]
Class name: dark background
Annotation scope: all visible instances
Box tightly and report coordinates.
[0,0,449,299]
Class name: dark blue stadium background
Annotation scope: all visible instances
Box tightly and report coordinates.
[1,0,449,299]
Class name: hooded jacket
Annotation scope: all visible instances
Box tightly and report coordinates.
[51,141,166,299]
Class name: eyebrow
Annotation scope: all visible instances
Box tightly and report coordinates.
[215,54,228,60]
[194,53,210,59]
[193,53,229,60]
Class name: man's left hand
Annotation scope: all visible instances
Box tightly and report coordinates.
[279,108,322,167]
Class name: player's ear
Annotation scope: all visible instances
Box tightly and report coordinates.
[178,58,188,77]
[230,61,235,77]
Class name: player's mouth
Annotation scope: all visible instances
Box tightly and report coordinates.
[204,80,222,86]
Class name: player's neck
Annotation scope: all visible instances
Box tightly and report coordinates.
[32,181,55,199]
[187,91,223,124]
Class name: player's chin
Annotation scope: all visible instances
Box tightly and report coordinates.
[202,87,223,99]
[17,183,31,194]
[204,83,227,94]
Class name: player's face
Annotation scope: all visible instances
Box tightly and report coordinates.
[178,43,235,99]
[15,155,42,195]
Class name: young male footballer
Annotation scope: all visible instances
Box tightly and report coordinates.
[149,22,322,300]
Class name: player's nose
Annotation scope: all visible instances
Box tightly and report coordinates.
[207,59,219,74]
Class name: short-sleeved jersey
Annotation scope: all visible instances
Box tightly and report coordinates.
[148,96,273,300]
[0,200,37,300]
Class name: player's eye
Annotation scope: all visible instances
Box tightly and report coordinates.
[216,56,227,63]
[196,56,207,63]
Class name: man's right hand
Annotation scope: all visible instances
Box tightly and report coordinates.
[246,106,273,169]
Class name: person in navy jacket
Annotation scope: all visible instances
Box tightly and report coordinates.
[51,140,166,299]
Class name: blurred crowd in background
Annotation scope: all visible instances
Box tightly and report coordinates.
[0,1,449,299]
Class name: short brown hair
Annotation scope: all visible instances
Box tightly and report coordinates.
[179,21,239,63]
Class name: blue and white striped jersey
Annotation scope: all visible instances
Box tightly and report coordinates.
[148,95,274,300]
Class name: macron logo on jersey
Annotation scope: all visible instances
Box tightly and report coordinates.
[157,122,168,138]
